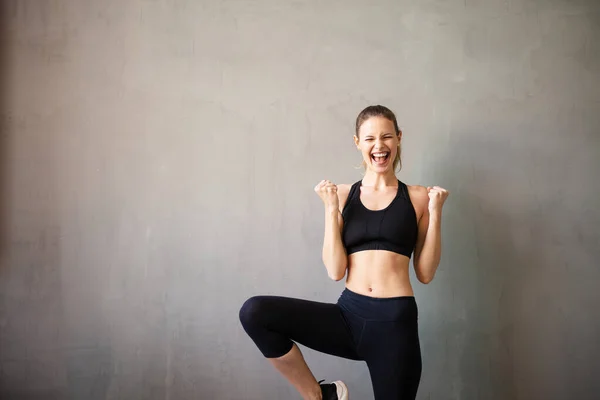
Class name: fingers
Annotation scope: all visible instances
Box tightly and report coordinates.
[314,180,337,192]
[427,186,450,204]
[427,186,449,194]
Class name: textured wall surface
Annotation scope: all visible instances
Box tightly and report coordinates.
[1,1,599,399]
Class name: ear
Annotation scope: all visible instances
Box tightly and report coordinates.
[397,130,402,142]
[353,135,360,148]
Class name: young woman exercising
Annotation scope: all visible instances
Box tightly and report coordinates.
[239,105,449,400]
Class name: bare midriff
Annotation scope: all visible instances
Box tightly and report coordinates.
[344,250,414,298]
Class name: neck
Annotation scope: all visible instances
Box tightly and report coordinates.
[361,170,398,189]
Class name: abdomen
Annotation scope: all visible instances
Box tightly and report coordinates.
[344,250,415,298]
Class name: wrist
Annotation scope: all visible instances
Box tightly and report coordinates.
[325,207,340,216]
[428,208,442,222]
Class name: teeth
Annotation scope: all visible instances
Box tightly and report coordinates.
[372,152,388,157]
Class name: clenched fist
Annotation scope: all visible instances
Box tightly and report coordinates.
[314,180,339,210]
[427,186,449,212]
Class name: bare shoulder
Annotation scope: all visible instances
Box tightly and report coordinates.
[336,183,352,208]
[406,184,429,219]
[407,184,428,195]
[336,183,352,194]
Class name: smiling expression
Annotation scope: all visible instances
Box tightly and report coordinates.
[354,116,401,173]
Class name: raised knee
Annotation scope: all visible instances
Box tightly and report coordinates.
[239,296,265,329]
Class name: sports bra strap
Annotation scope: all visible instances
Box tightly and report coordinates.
[342,181,361,212]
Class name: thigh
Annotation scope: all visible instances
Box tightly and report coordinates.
[245,295,362,361]
[361,320,422,399]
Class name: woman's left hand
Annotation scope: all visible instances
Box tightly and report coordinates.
[427,186,449,212]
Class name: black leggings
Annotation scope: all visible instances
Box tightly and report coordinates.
[239,288,422,399]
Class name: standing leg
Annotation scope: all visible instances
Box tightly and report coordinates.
[239,295,361,400]
[361,319,422,400]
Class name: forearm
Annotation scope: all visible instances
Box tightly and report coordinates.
[416,210,442,282]
[322,208,348,281]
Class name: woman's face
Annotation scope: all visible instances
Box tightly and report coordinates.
[354,116,401,173]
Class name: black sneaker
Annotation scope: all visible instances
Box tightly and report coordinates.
[318,379,348,400]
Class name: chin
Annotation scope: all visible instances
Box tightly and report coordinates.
[368,161,392,173]
[373,167,391,174]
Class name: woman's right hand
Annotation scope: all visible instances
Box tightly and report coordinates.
[314,180,339,211]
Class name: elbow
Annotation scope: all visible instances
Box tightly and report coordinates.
[323,258,347,281]
[414,261,436,284]
[328,270,346,281]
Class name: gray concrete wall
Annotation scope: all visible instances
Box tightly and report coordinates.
[1,0,599,399]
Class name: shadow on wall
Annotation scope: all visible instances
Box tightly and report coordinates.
[0,3,72,399]
[0,0,8,265]
[444,137,517,400]
[430,132,528,400]
[0,3,21,398]
[436,129,590,400]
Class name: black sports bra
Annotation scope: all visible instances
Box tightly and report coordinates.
[341,179,419,258]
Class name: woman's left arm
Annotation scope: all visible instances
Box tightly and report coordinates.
[413,186,449,284]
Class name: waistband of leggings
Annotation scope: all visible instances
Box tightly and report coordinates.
[337,288,417,321]
[340,287,415,302]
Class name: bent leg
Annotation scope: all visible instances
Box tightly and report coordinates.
[270,342,323,400]
[239,295,361,399]
[239,295,361,360]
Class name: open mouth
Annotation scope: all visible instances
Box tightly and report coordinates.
[371,151,390,165]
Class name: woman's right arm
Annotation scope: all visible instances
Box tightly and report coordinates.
[315,182,350,281]
[321,205,348,280]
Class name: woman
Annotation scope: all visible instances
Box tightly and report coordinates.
[239,105,449,400]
